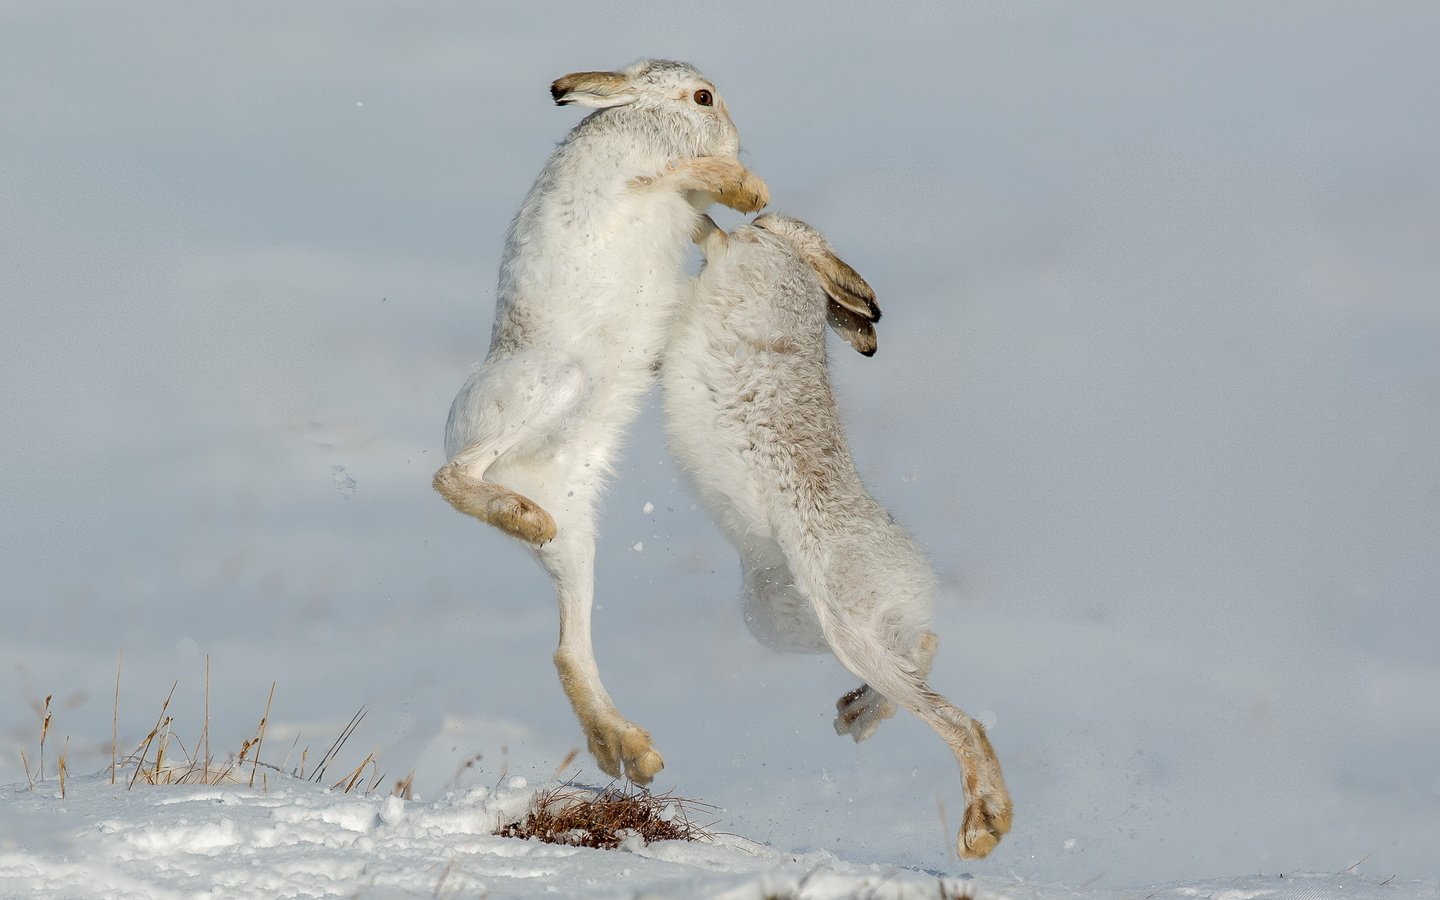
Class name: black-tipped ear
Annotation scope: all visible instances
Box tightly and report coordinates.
[753,213,880,324]
[550,71,637,108]
[815,254,881,324]
[827,301,879,356]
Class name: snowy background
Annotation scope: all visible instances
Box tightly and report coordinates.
[2,1,1437,895]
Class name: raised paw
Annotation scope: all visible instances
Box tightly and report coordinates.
[584,717,665,786]
[486,491,557,545]
[672,156,769,213]
[833,684,897,742]
[957,792,1012,860]
[431,463,557,545]
[721,168,769,213]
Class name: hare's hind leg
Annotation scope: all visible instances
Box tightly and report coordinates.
[926,693,1011,859]
[543,522,664,785]
[433,362,585,545]
[433,444,556,545]
[819,613,1011,859]
[834,630,938,742]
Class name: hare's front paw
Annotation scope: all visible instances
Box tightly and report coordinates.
[958,791,1012,860]
[674,157,769,213]
[721,166,769,213]
[584,715,665,785]
[833,683,897,742]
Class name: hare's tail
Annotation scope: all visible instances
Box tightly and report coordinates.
[803,573,1013,860]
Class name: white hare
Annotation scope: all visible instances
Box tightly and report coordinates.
[433,60,768,785]
[660,214,1013,859]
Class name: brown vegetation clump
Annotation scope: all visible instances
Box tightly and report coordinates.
[498,782,712,850]
[18,654,386,797]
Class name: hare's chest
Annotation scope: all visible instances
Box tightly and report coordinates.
[590,298,673,368]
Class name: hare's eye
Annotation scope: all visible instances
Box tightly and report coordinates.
[693,89,713,107]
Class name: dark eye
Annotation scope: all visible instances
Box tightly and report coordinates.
[693,89,713,107]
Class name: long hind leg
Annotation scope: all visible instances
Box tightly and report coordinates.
[819,612,1011,859]
[542,514,665,785]
[739,557,924,741]
[920,688,1011,859]
[834,630,938,742]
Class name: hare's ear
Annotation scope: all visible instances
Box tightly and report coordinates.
[551,71,637,108]
[753,213,881,329]
[815,258,882,355]
[810,252,881,355]
[810,252,880,326]
[827,302,879,356]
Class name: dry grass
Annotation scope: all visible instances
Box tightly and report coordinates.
[21,664,722,859]
[20,695,66,795]
[19,661,386,796]
[498,781,713,850]
[246,682,274,788]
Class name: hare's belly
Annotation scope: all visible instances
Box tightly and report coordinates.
[664,380,773,549]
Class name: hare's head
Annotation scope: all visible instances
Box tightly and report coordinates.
[753,214,882,357]
[551,60,741,159]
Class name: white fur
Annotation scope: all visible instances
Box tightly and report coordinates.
[660,214,1013,859]
[435,60,765,786]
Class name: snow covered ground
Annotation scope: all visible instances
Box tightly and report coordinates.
[2,775,1431,899]
[2,2,1438,897]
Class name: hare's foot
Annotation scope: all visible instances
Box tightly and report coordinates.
[834,684,897,742]
[958,790,1012,860]
[554,648,665,785]
[955,709,1011,859]
[432,463,557,545]
[582,712,665,785]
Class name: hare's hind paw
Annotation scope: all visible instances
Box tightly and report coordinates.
[585,717,665,786]
[833,684,897,742]
[487,492,558,545]
[432,464,557,545]
[957,792,1012,860]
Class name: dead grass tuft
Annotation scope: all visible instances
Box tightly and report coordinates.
[498,781,713,850]
[19,657,383,797]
